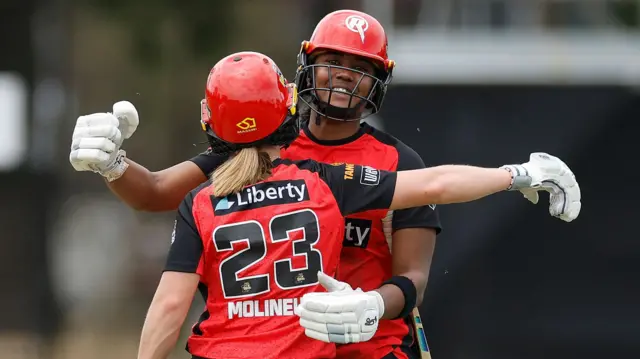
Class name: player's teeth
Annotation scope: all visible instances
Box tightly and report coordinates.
[334,88,349,93]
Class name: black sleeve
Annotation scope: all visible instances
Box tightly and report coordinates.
[392,143,442,234]
[189,148,229,176]
[164,191,203,273]
[319,162,397,216]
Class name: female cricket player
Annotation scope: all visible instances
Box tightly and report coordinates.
[136,51,580,359]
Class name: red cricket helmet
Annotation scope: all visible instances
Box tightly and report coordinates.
[295,9,395,121]
[201,51,299,154]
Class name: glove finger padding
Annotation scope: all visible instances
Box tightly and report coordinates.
[540,180,564,215]
[75,112,119,128]
[301,296,362,316]
[528,152,564,173]
[317,271,353,292]
[69,109,130,180]
[73,113,120,141]
[297,306,358,324]
[550,181,581,222]
[72,124,122,143]
[561,200,581,222]
[327,322,362,335]
[299,318,330,334]
[519,188,539,204]
[304,328,332,343]
[504,152,582,222]
[69,151,94,172]
[300,318,361,336]
[113,101,139,139]
[70,149,112,163]
[71,137,117,153]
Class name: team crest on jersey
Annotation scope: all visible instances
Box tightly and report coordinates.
[241,282,252,293]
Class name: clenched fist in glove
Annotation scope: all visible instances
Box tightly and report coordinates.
[501,152,581,222]
[69,101,139,182]
[295,272,385,344]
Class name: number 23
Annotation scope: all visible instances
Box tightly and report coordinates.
[213,209,323,299]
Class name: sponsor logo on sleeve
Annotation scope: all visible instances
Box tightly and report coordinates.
[360,166,380,186]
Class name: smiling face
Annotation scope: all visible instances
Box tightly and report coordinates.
[312,51,377,109]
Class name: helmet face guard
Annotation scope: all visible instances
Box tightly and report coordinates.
[201,83,300,155]
[294,10,395,122]
[295,56,392,121]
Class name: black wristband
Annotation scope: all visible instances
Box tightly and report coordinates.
[381,275,417,319]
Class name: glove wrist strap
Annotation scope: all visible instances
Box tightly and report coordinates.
[369,290,385,318]
[100,150,129,182]
[500,165,532,191]
[381,275,417,319]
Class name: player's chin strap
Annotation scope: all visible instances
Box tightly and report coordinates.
[381,275,417,319]
[311,96,368,122]
[298,92,370,124]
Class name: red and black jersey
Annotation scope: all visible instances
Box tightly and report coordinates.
[166,158,397,359]
[190,122,442,359]
[281,123,442,359]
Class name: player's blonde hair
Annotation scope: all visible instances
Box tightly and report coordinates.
[212,147,273,197]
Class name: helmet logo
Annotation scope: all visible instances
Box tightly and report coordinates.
[236,117,257,133]
[345,15,368,43]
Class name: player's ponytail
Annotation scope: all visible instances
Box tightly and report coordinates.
[212,147,273,197]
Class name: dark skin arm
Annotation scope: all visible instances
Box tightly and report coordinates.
[106,159,208,212]
[375,228,437,319]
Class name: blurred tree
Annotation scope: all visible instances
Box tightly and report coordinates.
[76,0,232,66]
[609,0,639,27]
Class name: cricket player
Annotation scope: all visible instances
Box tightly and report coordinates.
[70,10,581,359]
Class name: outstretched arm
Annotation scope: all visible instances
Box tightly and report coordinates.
[69,101,225,212]
[391,165,512,208]
[322,163,511,216]
[298,153,581,344]
[106,159,207,211]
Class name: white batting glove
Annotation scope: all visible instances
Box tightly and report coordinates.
[501,152,581,222]
[295,272,384,344]
[69,101,139,182]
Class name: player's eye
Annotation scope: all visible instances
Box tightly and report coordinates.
[327,59,340,66]
[355,64,374,74]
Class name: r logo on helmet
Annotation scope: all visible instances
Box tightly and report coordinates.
[236,117,257,133]
[345,15,369,43]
